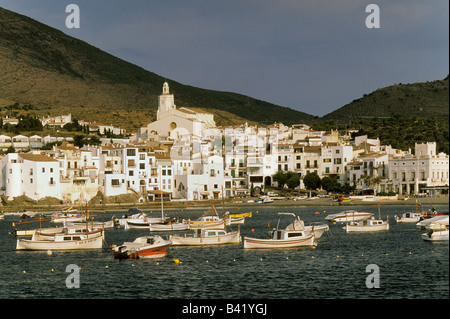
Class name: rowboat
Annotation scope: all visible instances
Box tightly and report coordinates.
[112,235,172,259]
[16,229,103,250]
[243,213,316,249]
[325,210,373,223]
[170,228,241,246]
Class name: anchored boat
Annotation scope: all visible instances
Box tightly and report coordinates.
[112,235,171,259]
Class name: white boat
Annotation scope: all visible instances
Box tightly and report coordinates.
[243,213,316,249]
[395,212,424,223]
[325,210,373,223]
[345,217,389,232]
[66,219,115,230]
[16,229,103,250]
[119,208,167,229]
[284,214,329,239]
[421,229,449,241]
[189,215,225,230]
[170,228,241,246]
[416,215,449,230]
[51,211,86,223]
[149,219,190,231]
[112,235,172,259]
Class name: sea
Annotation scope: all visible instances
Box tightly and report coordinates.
[0,204,448,302]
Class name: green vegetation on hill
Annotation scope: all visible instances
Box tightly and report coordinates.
[323,77,449,120]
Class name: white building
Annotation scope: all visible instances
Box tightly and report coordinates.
[1,153,60,200]
[139,82,216,141]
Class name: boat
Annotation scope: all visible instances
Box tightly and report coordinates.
[243,213,316,249]
[345,217,389,232]
[284,214,329,239]
[395,201,426,223]
[66,218,115,230]
[118,208,167,229]
[16,228,103,250]
[416,215,449,230]
[345,202,389,232]
[189,201,226,230]
[170,228,241,246]
[149,218,190,231]
[325,210,373,223]
[395,212,424,223]
[421,229,449,241]
[112,235,172,259]
[50,211,86,223]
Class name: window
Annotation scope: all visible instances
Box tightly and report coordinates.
[30,168,33,176]
[42,167,45,173]
[140,163,145,170]
[129,170,134,176]
[139,154,145,160]
[127,149,136,156]
[128,159,135,167]
[111,179,120,186]
[30,178,33,184]
[50,168,53,173]
[210,169,215,177]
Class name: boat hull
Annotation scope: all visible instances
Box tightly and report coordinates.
[112,236,171,259]
[243,233,315,249]
[421,230,449,241]
[189,220,225,230]
[170,232,240,246]
[346,223,389,232]
[16,235,103,250]
[150,222,190,231]
[325,212,373,223]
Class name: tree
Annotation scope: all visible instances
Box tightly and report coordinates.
[303,172,321,190]
[320,176,342,193]
[286,172,300,190]
[272,170,288,188]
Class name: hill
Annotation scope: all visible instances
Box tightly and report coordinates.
[323,77,449,120]
[0,7,314,131]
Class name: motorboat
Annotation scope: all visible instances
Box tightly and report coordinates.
[416,215,449,230]
[421,228,449,241]
[395,212,424,223]
[189,215,225,230]
[345,217,389,232]
[16,229,103,250]
[325,210,373,223]
[170,228,241,246]
[284,214,329,239]
[243,213,316,249]
[118,208,167,229]
[149,218,190,231]
[112,235,172,259]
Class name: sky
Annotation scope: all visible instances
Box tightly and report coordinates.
[1,0,448,116]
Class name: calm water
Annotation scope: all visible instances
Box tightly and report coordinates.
[0,204,448,299]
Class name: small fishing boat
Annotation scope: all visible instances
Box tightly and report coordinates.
[346,202,389,232]
[325,210,373,223]
[16,229,103,250]
[170,228,241,246]
[345,217,389,232]
[243,213,316,249]
[284,214,329,239]
[51,211,86,223]
[189,215,225,230]
[119,210,167,229]
[421,229,449,241]
[149,219,190,231]
[395,212,424,223]
[112,235,172,259]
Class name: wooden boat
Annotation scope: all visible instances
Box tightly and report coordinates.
[112,235,172,259]
[325,210,373,223]
[345,218,389,232]
[243,213,316,249]
[395,212,424,223]
[189,215,225,230]
[421,229,449,241]
[149,219,190,231]
[16,229,103,250]
[170,228,241,246]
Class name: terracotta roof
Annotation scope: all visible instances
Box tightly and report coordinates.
[19,153,59,162]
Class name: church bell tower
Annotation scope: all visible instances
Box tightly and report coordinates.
[156,82,175,120]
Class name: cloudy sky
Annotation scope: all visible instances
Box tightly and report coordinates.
[1,0,448,116]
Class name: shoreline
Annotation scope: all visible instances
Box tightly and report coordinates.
[2,196,448,213]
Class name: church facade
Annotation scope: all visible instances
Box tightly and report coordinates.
[138,82,216,141]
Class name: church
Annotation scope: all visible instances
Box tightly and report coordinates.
[138,82,216,141]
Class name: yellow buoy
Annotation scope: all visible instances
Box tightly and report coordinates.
[173,259,180,265]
